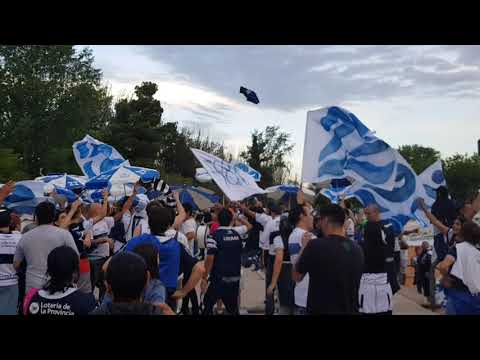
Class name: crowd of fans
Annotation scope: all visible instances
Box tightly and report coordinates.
[0,180,479,316]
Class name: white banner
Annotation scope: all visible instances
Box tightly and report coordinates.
[191,148,265,201]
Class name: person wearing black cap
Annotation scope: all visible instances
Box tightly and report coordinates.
[0,208,22,315]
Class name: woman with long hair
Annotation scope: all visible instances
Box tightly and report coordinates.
[437,221,480,315]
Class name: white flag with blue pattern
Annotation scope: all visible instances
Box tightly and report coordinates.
[73,135,129,178]
[191,148,265,201]
[419,160,447,208]
[230,161,262,182]
[348,150,430,233]
[302,106,398,190]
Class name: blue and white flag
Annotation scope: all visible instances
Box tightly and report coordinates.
[73,135,129,178]
[349,150,430,234]
[302,106,398,190]
[320,187,355,204]
[191,148,265,201]
[170,185,221,211]
[230,161,262,182]
[1,181,53,215]
[35,173,86,191]
[419,160,447,207]
[85,164,160,191]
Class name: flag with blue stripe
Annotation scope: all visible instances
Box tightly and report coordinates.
[302,106,398,190]
[418,160,446,208]
[73,135,129,178]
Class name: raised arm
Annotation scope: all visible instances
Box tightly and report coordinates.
[113,186,137,222]
[297,189,305,206]
[172,192,186,231]
[415,198,450,235]
[58,198,82,229]
[239,202,256,219]
[101,189,109,217]
[234,213,253,232]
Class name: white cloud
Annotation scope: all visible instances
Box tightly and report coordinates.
[87,45,480,181]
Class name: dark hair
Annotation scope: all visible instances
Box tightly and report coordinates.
[148,205,174,235]
[44,246,79,294]
[202,212,212,223]
[436,186,449,200]
[132,244,159,280]
[318,204,346,227]
[218,208,233,226]
[288,205,307,227]
[252,206,264,214]
[35,201,57,225]
[0,209,11,228]
[460,221,480,246]
[267,202,282,216]
[182,203,193,216]
[106,252,147,302]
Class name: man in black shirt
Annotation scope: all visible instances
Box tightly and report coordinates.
[359,204,395,314]
[293,204,364,315]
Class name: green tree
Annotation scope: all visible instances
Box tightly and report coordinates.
[0,45,112,177]
[397,144,441,174]
[0,148,29,181]
[443,153,480,204]
[106,82,164,168]
[240,126,294,188]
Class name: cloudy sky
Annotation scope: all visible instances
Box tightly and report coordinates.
[84,45,480,180]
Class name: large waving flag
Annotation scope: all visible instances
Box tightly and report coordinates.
[419,160,447,207]
[348,150,430,234]
[302,106,398,190]
[191,148,265,201]
[73,135,129,178]
[84,164,160,191]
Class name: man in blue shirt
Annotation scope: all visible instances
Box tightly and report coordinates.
[201,208,252,315]
[124,202,205,312]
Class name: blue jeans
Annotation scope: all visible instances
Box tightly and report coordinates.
[445,288,480,315]
[0,285,19,315]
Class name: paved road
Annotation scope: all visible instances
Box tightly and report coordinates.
[240,267,440,315]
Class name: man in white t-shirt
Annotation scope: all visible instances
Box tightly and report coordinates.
[245,200,272,270]
[179,202,199,315]
[180,203,197,255]
[85,198,114,301]
[288,203,314,315]
[0,209,22,315]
